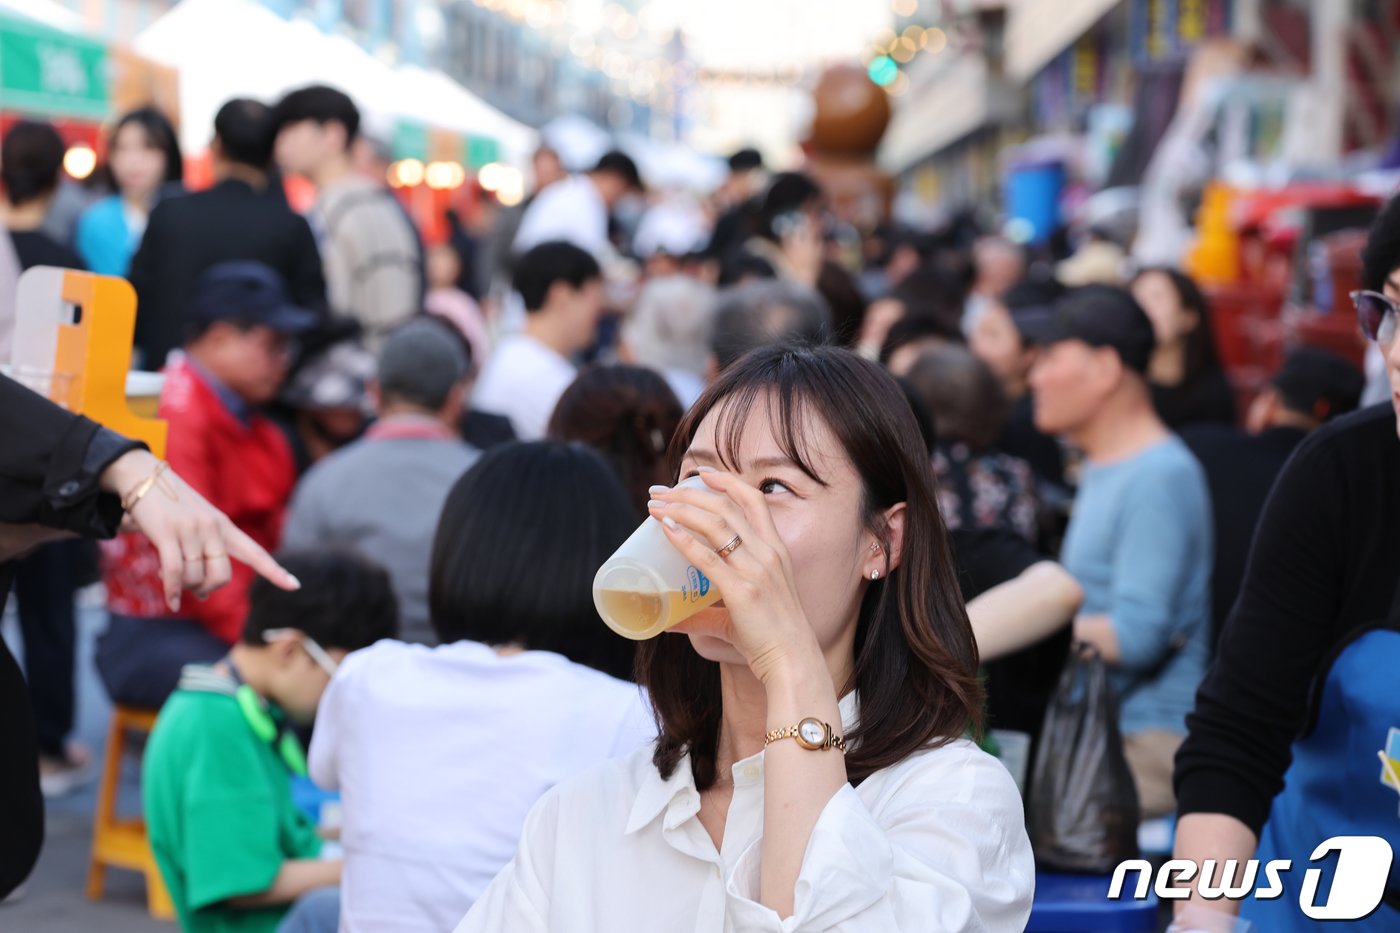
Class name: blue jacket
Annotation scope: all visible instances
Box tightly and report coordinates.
[75,195,139,277]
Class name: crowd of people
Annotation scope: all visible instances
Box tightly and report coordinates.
[1,78,1396,933]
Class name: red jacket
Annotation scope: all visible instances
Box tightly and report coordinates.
[103,358,296,644]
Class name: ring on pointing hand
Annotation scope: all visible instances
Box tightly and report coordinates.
[716,534,743,558]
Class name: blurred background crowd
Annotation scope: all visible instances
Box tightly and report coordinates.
[1,0,1398,930]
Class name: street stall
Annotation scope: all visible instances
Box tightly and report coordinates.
[0,6,177,193]
[134,0,537,242]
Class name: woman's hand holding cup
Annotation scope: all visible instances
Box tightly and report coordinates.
[646,467,823,686]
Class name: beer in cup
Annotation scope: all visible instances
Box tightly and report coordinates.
[593,476,721,640]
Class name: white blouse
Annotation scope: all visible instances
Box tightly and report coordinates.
[454,693,1034,932]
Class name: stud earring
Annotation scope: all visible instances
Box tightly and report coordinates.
[870,570,880,580]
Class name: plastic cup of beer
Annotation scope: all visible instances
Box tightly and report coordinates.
[125,370,165,419]
[593,476,722,640]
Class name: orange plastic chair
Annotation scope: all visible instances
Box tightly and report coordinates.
[86,705,174,919]
[10,267,168,456]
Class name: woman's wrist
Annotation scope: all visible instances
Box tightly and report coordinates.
[98,448,160,497]
[758,638,833,702]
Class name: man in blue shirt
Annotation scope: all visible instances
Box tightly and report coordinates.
[1025,285,1212,818]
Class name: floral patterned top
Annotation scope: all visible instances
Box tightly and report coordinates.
[933,442,1040,544]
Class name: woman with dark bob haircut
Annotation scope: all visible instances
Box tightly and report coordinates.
[307,442,655,931]
[457,345,1034,932]
[428,440,639,680]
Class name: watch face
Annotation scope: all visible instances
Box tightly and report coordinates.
[799,719,826,747]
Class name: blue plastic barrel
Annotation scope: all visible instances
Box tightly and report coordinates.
[1006,161,1066,245]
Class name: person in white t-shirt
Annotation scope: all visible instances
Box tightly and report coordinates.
[456,344,1034,933]
[512,150,645,260]
[309,441,653,933]
[472,241,604,439]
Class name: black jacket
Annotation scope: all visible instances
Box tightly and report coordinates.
[128,178,327,367]
[0,374,143,898]
[1179,423,1307,646]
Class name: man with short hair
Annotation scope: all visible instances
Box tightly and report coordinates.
[704,147,768,260]
[1025,284,1212,818]
[283,319,480,644]
[708,279,831,376]
[274,85,422,348]
[472,241,603,439]
[1182,347,1365,645]
[129,98,326,369]
[512,150,645,260]
[100,262,318,710]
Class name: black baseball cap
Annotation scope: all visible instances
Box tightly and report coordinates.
[1004,277,1066,345]
[1016,284,1157,373]
[1270,347,1365,422]
[189,261,319,335]
[728,147,763,172]
[592,150,645,193]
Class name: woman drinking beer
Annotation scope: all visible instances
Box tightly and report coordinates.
[456,344,1034,931]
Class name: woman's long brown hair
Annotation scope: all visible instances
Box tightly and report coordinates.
[637,344,983,790]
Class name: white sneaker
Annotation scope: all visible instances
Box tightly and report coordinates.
[38,746,93,798]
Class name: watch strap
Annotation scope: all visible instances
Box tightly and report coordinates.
[764,719,847,752]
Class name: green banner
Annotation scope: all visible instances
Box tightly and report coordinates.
[465,135,499,168]
[0,14,108,120]
[392,120,428,161]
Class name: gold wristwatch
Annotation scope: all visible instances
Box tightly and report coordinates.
[764,717,846,752]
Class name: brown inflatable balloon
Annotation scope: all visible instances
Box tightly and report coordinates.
[807,64,891,156]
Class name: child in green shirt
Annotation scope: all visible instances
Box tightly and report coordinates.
[143,551,398,933]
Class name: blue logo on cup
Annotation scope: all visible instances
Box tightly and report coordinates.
[684,566,711,602]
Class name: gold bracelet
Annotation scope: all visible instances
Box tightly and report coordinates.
[121,461,170,513]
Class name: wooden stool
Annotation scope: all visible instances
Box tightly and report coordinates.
[86,705,174,919]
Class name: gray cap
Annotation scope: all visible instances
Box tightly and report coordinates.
[377,318,470,410]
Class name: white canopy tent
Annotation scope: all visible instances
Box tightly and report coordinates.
[0,0,86,32]
[135,0,536,168]
[289,22,402,143]
[617,132,726,194]
[393,66,538,167]
[133,0,315,153]
[540,114,612,172]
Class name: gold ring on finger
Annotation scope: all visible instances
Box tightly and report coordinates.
[716,534,742,558]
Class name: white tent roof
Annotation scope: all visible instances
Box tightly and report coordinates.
[541,114,612,171]
[617,132,726,193]
[393,66,537,166]
[135,0,536,166]
[289,22,401,142]
[134,0,314,153]
[0,0,87,32]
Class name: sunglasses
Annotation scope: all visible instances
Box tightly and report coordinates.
[1350,290,1399,345]
[262,628,339,677]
